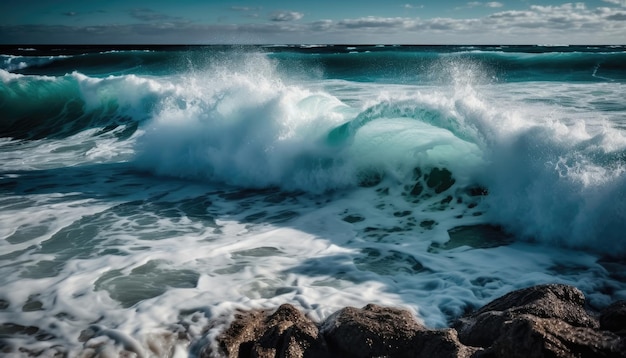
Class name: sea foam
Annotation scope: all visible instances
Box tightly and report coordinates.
[1,47,625,356]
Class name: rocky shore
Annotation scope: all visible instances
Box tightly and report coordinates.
[202,284,626,358]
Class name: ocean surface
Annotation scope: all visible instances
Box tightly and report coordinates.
[1,44,626,356]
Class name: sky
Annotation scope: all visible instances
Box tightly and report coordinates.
[1,0,625,44]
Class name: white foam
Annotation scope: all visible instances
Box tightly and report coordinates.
[134,56,354,192]
[1,52,625,357]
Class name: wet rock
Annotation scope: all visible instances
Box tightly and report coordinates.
[252,304,329,358]
[481,315,625,358]
[321,304,422,357]
[410,328,479,358]
[212,308,268,357]
[453,284,597,348]
[600,301,626,336]
[210,284,625,358]
[321,304,475,358]
[211,304,329,358]
[454,284,625,358]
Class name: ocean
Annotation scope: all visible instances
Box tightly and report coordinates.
[1,44,625,356]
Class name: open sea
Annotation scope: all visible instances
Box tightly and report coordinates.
[1,44,626,357]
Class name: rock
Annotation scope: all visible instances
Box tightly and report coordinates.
[321,304,423,357]
[209,284,625,358]
[453,284,626,358]
[321,303,475,358]
[411,329,479,358]
[252,304,329,358]
[453,284,597,348]
[212,308,268,357]
[210,304,329,358]
[600,301,626,336]
[482,315,625,358]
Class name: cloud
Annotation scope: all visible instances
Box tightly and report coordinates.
[485,2,503,8]
[270,11,304,22]
[311,20,333,31]
[311,3,626,43]
[336,16,415,29]
[403,4,424,9]
[63,12,77,17]
[606,12,626,20]
[230,6,262,19]
[230,6,262,12]
[603,0,626,6]
[130,8,183,22]
[2,2,625,45]
[461,2,503,9]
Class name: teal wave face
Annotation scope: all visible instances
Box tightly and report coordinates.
[326,100,477,147]
[268,46,626,83]
[3,45,626,83]
[0,71,155,139]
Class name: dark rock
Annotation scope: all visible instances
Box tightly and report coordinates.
[482,315,625,358]
[321,303,475,358]
[210,304,329,358]
[321,304,422,357]
[412,328,479,358]
[252,304,329,358]
[600,301,626,336]
[209,284,625,358]
[213,308,268,357]
[453,284,597,348]
[454,284,626,358]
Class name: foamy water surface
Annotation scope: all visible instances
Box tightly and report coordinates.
[1,46,625,356]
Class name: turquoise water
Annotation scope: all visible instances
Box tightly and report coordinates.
[1,45,625,356]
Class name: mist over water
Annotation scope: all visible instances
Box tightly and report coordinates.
[1,45,625,356]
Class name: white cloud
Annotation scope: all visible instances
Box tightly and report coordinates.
[310,3,626,43]
[336,16,415,29]
[270,11,304,22]
[485,2,503,8]
[230,6,262,12]
[460,2,504,10]
[2,2,625,44]
[603,0,626,7]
